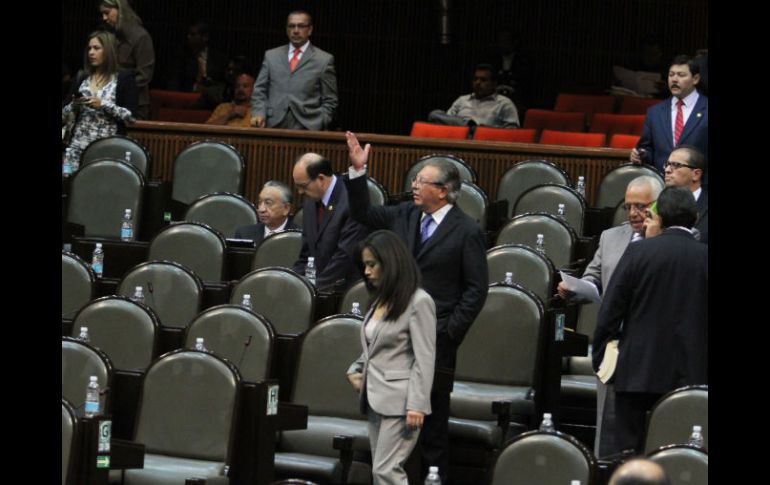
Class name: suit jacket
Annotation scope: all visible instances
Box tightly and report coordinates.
[638,94,708,173]
[592,228,708,394]
[293,178,368,290]
[582,223,635,294]
[233,219,299,247]
[347,289,437,416]
[343,174,488,356]
[695,188,708,245]
[251,43,338,130]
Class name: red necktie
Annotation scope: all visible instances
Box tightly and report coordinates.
[673,99,684,145]
[290,48,301,72]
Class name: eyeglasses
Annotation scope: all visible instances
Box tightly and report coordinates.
[664,161,696,170]
[622,202,653,212]
[287,23,310,29]
[411,176,445,188]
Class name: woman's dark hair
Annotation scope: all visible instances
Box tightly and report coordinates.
[361,230,421,322]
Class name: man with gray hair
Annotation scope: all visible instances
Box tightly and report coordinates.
[609,459,671,485]
[557,174,663,457]
[593,186,707,453]
[235,180,299,245]
[343,131,488,483]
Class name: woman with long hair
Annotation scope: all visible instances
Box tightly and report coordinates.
[347,230,436,485]
[99,0,154,119]
[61,30,138,175]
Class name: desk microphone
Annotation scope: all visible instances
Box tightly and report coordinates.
[236,336,253,369]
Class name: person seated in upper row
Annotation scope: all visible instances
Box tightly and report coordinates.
[428,63,520,129]
[205,70,255,127]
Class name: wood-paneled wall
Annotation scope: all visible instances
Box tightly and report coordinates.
[63,0,708,135]
[127,121,630,208]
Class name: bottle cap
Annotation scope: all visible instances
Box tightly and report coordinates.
[543,412,552,419]
[196,337,204,343]
[429,466,438,473]
[80,327,88,332]
[243,294,251,300]
[693,425,702,432]
[135,286,142,292]
[90,376,97,381]
[95,243,102,249]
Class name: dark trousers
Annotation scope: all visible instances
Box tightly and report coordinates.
[420,331,457,482]
[614,391,663,453]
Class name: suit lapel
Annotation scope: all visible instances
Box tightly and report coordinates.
[407,208,421,255]
[416,206,460,260]
[660,99,673,150]
[316,180,340,238]
[292,44,315,74]
[679,96,707,144]
[304,199,319,245]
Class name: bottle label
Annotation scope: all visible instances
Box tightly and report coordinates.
[92,262,103,275]
[63,163,73,175]
[85,401,99,414]
[121,228,133,240]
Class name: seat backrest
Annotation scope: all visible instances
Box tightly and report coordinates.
[612,200,629,227]
[338,279,371,314]
[72,296,159,371]
[185,305,275,383]
[80,135,151,177]
[410,121,469,140]
[134,350,241,462]
[61,337,113,415]
[539,130,606,148]
[608,133,642,149]
[618,96,660,115]
[184,192,258,239]
[496,213,577,269]
[514,183,586,236]
[473,127,537,143]
[589,113,646,136]
[116,260,204,328]
[648,445,708,485]
[457,182,489,230]
[554,93,616,118]
[62,251,95,319]
[367,176,389,206]
[645,386,708,453]
[497,160,570,219]
[523,109,586,134]
[67,159,145,239]
[231,267,316,335]
[402,154,477,193]
[291,315,364,418]
[171,140,245,205]
[491,431,594,485]
[62,398,78,485]
[251,230,304,271]
[456,285,544,386]
[148,221,227,283]
[596,163,664,208]
[486,244,554,303]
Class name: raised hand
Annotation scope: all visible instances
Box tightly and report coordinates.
[346,131,371,170]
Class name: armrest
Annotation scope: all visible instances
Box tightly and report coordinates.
[333,435,354,485]
[277,402,308,431]
[491,400,512,446]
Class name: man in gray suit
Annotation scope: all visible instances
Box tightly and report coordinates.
[250,10,338,130]
[557,175,662,457]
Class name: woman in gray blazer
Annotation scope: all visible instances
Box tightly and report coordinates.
[347,230,437,485]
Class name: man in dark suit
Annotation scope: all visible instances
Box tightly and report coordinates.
[234,180,299,245]
[630,55,708,179]
[166,21,227,93]
[250,10,338,130]
[344,132,488,482]
[663,145,708,244]
[292,153,368,291]
[592,187,708,453]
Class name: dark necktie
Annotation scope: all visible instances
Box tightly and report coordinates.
[317,201,325,228]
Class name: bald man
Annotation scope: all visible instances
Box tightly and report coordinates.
[609,459,670,485]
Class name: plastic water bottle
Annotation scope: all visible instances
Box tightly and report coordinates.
[78,326,90,343]
[194,337,207,352]
[571,481,582,485]
[539,412,555,432]
[120,209,134,241]
[85,376,100,417]
[557,203,566,219]
[555,313,565,341]
[131,286,145,305]
[576,176,586,197]
[241,294,252,310]
[424,466,441,485]
[125,151,132,164]
[351,302,362,316]
[535,233,546,256]
[688,425,704,448]
[504,271,514,285]
[305,257,317,286]
[91,243,104,277]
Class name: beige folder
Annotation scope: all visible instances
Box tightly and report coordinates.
[596,340,619,384]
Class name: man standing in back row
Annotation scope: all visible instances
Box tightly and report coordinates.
[250,10,338,130]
